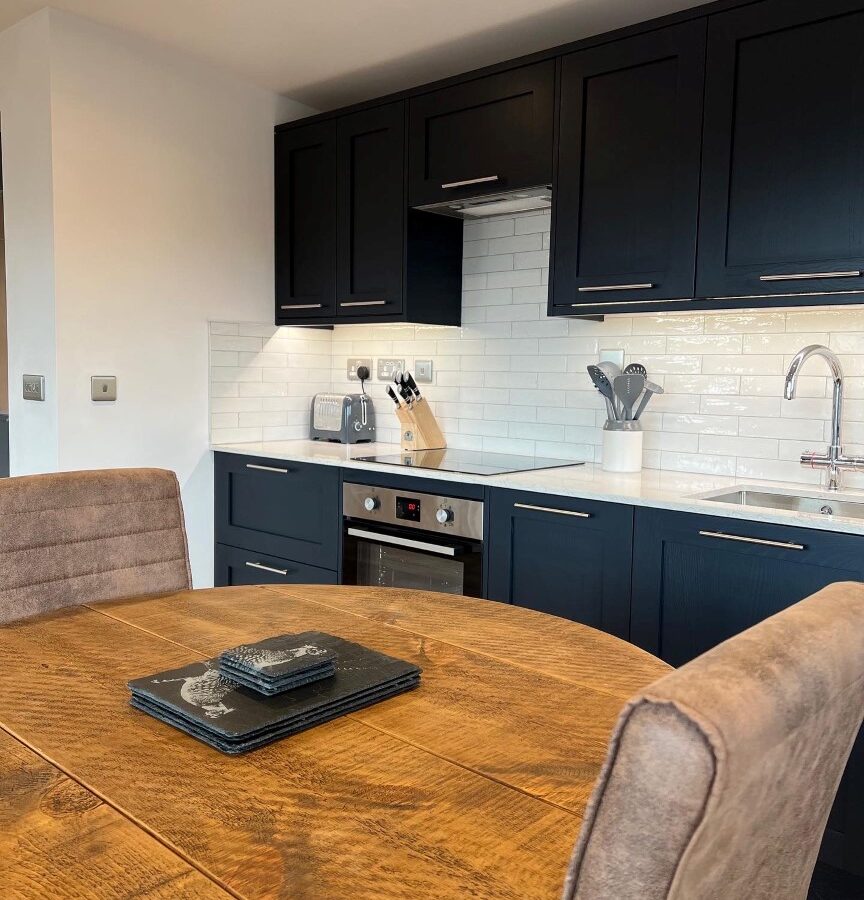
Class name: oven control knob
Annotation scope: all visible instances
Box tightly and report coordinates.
[436,507,454,525]
[363,496,380,512]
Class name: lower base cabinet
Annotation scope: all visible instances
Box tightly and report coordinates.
[631,506,864,875]
[486,489,633,638]
[215,543,337,587]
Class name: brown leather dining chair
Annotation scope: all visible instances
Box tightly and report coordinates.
[563,581,864,900]
[0,468,191,624]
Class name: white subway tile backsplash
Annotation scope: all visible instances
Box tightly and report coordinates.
[209,213,864,484]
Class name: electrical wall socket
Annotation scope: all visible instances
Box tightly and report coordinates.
[599,348,625,369]
[347,358,372,381]
[377,358,405,380]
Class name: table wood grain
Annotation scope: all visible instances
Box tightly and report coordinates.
[0,586,670,899]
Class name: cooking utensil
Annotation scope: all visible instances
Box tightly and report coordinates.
[623,362,646,376]
[597,361,621,385]
[613,374,645,421]
[633,380,663,420]
[587,365,619,421]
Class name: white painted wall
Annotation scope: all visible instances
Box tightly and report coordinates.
[0,10,59,471]
[0,9,314,585]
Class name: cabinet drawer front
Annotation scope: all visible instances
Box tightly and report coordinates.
[697,0,864,299]
[551,21,704,311]
[631,507,864,666]
[337,102,405,315]
[275,121,336,321]
[408,62,554,208]
[214,453,340,569]
[215,543,337,587]
[487,489,633,638]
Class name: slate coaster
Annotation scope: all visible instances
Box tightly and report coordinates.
[219,660,335,696]
[219,634,335,679]
[128,632,421,748]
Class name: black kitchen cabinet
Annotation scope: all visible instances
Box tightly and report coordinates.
[631,506,864,874]
[697,0,864,300]
[275,121,337,322]
[214,453,340,570]
[336,102,463,324]
[486,489,633,638]
[408,61,555,209]
[630,507,864,665]
[337,103,406,317]
[215,543,337,587]
[275,103,462,326]
[550,21,705,314]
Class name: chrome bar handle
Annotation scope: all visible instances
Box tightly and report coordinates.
[514,502,590,519]
[759,271,862,282]
[698,530,804,551]
[577,283,655,293]
[245,561,290,576]
[347,527,457,556]
[339,300,388,307]
[441,175,499,190]
[246,463,290,474]
[280,303,324,310]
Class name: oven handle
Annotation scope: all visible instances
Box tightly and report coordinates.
[346,527,459,557]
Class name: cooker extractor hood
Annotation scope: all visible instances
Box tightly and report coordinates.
[414,183,551,219]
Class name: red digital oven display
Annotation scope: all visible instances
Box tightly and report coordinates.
[396,496,421,522]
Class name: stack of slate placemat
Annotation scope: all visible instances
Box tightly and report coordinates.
[128,631,420,754]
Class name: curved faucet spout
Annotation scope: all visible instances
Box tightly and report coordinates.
[784,344,843,400]
[784,344,850,489]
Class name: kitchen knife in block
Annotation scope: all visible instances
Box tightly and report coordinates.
[396,397,446,451]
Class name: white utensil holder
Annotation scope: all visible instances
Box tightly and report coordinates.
[602,422,643,473]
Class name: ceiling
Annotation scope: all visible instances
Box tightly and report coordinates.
[1,1,704,110]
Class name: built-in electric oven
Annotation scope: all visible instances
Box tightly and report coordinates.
[342,482,483,598]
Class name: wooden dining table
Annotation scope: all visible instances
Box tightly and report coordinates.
[0,585,670,899]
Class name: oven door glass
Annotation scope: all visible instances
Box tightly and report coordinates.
[343,524,482,597]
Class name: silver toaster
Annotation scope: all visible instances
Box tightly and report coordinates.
[309,392,376,443]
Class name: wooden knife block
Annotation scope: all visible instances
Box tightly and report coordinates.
[395,398,446,451]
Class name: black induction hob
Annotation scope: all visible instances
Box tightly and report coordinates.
[354,449,584,477]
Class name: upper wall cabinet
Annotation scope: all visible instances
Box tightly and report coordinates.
[275,121,337,320]
[336,103,407,317]
[276,103,462,326]
[697,0,864,300]
[550,22,706,315]
[407,62,555,209]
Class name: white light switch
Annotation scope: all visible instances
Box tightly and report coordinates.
[91,376,117,401]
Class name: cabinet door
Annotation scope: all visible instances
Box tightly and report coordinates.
[214,453,340,569]
[631,506,864,874]
[215,543,337,587]
[408,62,554,208]
[551,21,705,312]
[631,508,864,665]
[275,121,336,322]
[697,0,864,299]
[336,103,405,318]
[487,489,633,638]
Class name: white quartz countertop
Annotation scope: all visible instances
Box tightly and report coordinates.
[211,440,864,537]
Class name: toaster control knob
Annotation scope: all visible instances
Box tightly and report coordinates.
[364,497,379,512]
[436,507,454,525]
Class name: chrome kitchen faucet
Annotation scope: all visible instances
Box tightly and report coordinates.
[784,344,864,490]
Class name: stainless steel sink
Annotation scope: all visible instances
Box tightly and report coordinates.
[695,486,864,521]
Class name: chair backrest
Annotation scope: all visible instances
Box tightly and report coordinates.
[0,468,191,624]
[563,581,864,900]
